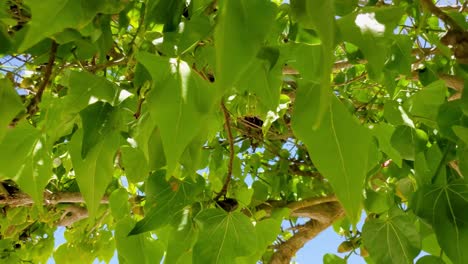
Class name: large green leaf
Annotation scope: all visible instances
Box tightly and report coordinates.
[120,146,149,183]
[60,70,119,113]
[0,79,24,142]
[129,171,205,235]
[390,125,428,161]
[287,43,332,129]
[69,129,119,218]
[19,0,124,51]
[0,123,51,205]
[289,0,336,127]
[115,217,165,264]
[362,208,421,264]
[164,223,199,264]
[79,102,121,159]
[193,209,257,264]
[136,52,215,174]
[214,0,276,90]
[412,181,468,264]
[404,80,447,126]
[292,95,373,224]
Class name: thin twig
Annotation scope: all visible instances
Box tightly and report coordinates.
[10,41,58,126]
[214,101,235,201]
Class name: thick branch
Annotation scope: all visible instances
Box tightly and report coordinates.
[0,192,109,207]
[268,202,345,264]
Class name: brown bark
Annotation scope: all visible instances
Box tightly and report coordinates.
[0,191,109,207]
[268,202,345,264]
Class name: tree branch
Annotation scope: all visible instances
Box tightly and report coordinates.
[215,101,235,200]
[420,0,463,31]
[0,191,109,207]
[268,202,345,264]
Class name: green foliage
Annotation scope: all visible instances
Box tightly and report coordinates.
[0,0,468,263]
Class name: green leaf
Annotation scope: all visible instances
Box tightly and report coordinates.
[323,253,347,264]
[164,223,199,264]
[120,146,149,183]
[334,0,358,16]
[136,53,215,174]
[404,80,447,125]
[337,7,405,79]
[437,101,468,142]
[109,188,130,220]
[79,102,121,159]
[215,0,276,90]
[129,171,204,235]
[0,78,24,142]
[412,181,468,264]
[362,208,421,264]
[69,128,119,218]
[115,217,165,264]
[370,123,403,167]
[0,123,51,205]
[0,123,40,178]
[193,209,257,264]
[19,0,124,51]
[292,95,373,224]
[61,70,119,113]
[416,255,445,264]
[289,0,335,127]
[453,126,468,145]
[237,60,282,116]
[390,125,428,161]
[385,35,413,76]
[287,43,330,129]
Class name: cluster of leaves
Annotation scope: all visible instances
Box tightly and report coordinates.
[0,0,468,263]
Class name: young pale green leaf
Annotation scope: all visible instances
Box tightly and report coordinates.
[0,123,40,180]
[120,146,149,183]
[0,123,51,205]
[109,188,130,220]
[412,181,468,264]
[79,102,121,159]
[129,171,204,235]
[69,129,119,218]
[323,253,347,264]
[0,78,24,142]
[362,208,421,264]
[292,95,373,224]
[215,0,276,90]
[136,53,215,174]
[15,137,52,206]
[115,217,165,264]
[193,209,257,264]
[60,70,119,113]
